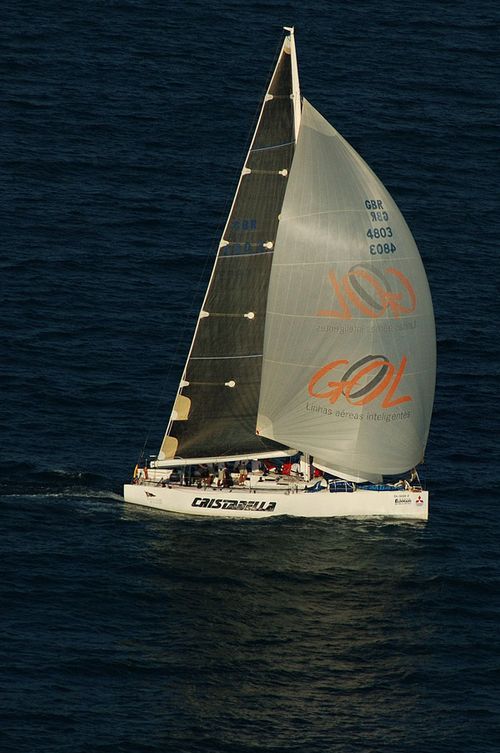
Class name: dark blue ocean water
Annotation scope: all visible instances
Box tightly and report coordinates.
[2,1,499,751]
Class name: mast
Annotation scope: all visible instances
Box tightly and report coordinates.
[283,26,301,141]
[157,29,301,464]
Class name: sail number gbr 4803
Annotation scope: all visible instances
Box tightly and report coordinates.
[365,198,396,255]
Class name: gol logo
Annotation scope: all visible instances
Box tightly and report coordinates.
[308,355,412,408]
[317,264,416,320]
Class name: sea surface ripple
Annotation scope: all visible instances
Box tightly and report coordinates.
[1,1,499,751]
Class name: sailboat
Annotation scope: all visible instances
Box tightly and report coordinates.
[123,28,436,520]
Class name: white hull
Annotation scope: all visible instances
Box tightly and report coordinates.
[123,483,428,520]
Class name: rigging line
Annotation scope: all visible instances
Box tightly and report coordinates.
[251,140,295,152]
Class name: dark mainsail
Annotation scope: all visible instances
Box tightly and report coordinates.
[159,34,299,461]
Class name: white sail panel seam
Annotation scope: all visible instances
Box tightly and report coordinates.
[266,311,427,320]
[262,357,431,371]
[272,255,419,266]
[264,358,319,367]
[280,209,367,220]
[191,354,262,360]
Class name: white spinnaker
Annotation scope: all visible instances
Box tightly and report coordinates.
[257,99,435,477]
